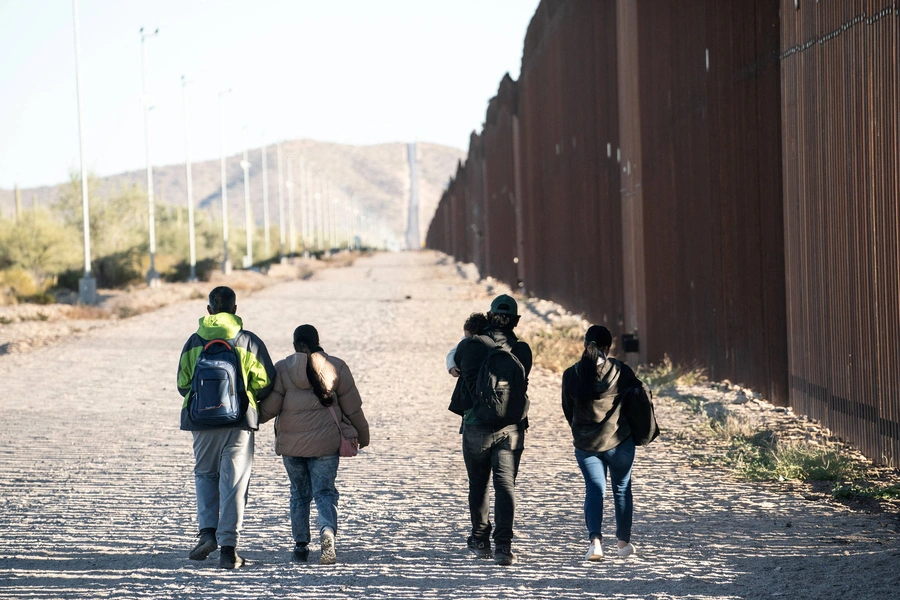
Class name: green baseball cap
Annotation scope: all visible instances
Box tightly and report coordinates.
[489,294,518,316]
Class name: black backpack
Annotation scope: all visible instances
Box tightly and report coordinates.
[623,385,660,446]
[472,340,528,427]
[189,338,245,426]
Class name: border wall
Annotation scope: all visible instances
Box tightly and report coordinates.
[425,0,900,467]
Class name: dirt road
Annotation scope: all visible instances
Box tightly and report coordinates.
[0,251,896,599]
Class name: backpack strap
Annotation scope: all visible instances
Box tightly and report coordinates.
[204,339,233,351]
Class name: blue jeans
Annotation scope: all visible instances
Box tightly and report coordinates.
[282,454,340,545]
[574,436,635,543]
[192,428,255,548]
[462,424,524,546]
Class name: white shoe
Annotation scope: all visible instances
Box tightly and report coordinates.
[320,528,336,565]
[584,540,604,561]
[617,542,637,558]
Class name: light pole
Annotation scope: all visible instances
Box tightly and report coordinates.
[261,142,270,258]
[181,75,197,281]
[240,131,253,268]
[302,162,311,257]
[276,143,286,262]
[286,159,296,257]
[298,161,308,257]
[72,0,95,303]
[315,175,324,253]
[218,88,232,273]
[140,26,160,286]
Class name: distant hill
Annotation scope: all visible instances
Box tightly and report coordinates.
[0,139,465,248]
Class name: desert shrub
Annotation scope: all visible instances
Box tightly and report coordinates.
[709,411,756,440]
[722,431,860,482]
[21,292,55,305]
[530,326,584,373]
[92,249,144,288]
[0,212,80,282]
[166,257,219,282]
[0,267,39,298]
[832,483,900,500]
[637,355,707,390]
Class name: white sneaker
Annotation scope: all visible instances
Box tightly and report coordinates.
[320,528,336,565]
[617,542,637,558]
[584,540,604,561]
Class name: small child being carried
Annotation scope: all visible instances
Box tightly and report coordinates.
[446,312,489,377]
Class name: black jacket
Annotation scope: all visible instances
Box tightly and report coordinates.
[449,327,533,428]
[561,357,648,452]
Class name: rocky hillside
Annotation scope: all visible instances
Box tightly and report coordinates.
[0,139,464,247]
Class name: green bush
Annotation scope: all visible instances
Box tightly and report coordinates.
[723,432,860,482]
[0,212,80,280]
[166,257,219,282]
[92,249,145,288]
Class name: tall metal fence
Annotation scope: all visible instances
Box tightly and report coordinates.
[425,0,900,467]
[781,0,899,466]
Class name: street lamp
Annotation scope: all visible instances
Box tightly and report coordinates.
[140,26,160,286]
[298,161,308,257]
[181,75,197,281]
[218,88,232,273]
[276,143,286,262]
[72,0,95,303]
[261,141,270,258]
[286,159,296,257]
[240,130,253,268]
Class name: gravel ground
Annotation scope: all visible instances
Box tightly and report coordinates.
[0,251,897,599]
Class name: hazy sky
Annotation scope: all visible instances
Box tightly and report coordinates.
[0,0,541,189]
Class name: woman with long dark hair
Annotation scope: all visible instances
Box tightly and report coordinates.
[259,324,369,565]
[561,325,648,560]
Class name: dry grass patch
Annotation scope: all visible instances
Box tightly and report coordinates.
[529,324,585,373]
[66,305,113,320]
[637,355,707,390]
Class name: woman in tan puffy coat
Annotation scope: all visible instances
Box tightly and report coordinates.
[259,324,369,565]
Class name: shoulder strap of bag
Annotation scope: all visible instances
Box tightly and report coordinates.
[327,404,347,441]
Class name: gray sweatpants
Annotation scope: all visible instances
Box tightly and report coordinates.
[192,428,254,547]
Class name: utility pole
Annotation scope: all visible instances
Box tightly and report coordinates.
[140,26,160,286]
[181,75,197,281]
[72,0,95,303]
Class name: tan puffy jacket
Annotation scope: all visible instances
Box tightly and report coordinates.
[258,351,370,457]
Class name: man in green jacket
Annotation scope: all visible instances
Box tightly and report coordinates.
[176,286,276,569]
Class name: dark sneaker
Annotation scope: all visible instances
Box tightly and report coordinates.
[494,546,517,565]
[320,529,336,565]
[188,529,217,561]
[467,536,491,558]
[218,546,245,569]
[292,544,309,562]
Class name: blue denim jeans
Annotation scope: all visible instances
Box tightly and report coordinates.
[574,436,635,543]
[192,428,255,547]
[462,423,524,546]
[282,454,340,545]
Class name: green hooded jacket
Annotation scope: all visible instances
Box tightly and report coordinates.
[177,312,276,431]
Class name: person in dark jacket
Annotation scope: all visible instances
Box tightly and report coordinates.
[561,325,648,561]
[176,286,276,569]
[452,294,532,565]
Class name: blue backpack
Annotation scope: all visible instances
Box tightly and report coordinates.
[189,338,245,426]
